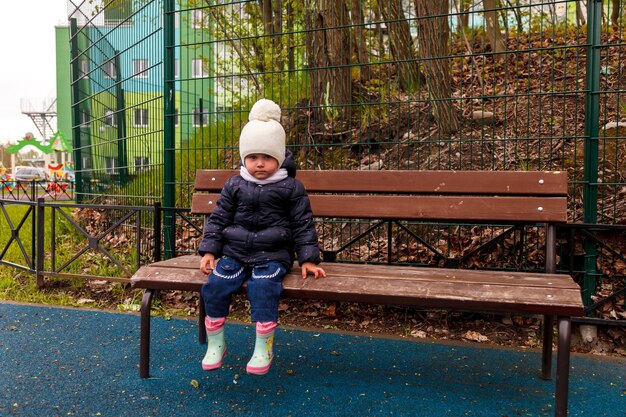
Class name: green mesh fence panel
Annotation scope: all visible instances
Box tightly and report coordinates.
[67,1,626,316]
[69,0,164,205]
[68,0,625,224]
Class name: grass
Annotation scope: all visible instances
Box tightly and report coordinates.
[0,204,35,263]
[0,202,142,310]
[0,272,79,306]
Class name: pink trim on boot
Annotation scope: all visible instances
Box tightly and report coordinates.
[256,321,277,335]
[202,349,226,371]
[246,360,272,375]
[205,316,225,332]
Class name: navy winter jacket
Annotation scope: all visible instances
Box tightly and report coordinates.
[198,151,321,268]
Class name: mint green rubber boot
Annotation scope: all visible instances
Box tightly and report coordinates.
[246,322,277,375]
[202,317,226,370]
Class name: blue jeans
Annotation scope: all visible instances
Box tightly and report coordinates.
[201,257,288,323]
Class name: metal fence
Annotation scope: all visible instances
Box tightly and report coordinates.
[2,198,623,324]
[46,0,626,321]
[0,198,159,286]
[67,1,626,216]
[0,179,75,202]
[68,0,165,205]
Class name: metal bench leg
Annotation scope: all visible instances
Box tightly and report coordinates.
[140,289,156,379]
[541,314,554,380]
[555,317,572,417]
[198,292,206,344]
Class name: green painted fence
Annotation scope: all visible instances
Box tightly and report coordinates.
[65,0,625,318]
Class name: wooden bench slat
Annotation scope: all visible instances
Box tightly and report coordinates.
[280,276,583,316]
[131,258,583,317]
[191,193,568,222]
[131,265,579,293]
[325,263,580,289]
[131,268,202,292]
[139,255,578,290]
[195,169,568,195]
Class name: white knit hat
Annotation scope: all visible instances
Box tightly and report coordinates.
[239,98,286,167]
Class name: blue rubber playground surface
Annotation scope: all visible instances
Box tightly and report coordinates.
[1,302,624,417]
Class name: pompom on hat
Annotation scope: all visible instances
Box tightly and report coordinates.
[239,98,286,167]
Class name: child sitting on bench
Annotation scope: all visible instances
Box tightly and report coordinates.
[198,98,326,375]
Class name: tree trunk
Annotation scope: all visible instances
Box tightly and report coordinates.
[260,0,273,34]
[351,0,371,82]
[576,1,586,26]
[457,0,469,32]
[611,0,620,27]
[372,2,385,63]
[484,0,506,55]
[287,1,295,71]
[415,0,459,134]
[306,0,352,126]
[272,0,284,70]
[259,0,284,71]
[379,0,424,92]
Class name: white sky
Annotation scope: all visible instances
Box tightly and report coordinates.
[0,1,69,145]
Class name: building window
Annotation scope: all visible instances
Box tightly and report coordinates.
[104,157,118,175]
[104,108,117,127]
[133,59,148,78]
[104,59,117,79]
[82,156,92,170]
[175,59,179,78]
[135,156,150,171]
[192,9,208,28]
[104,1,133,26]
[174,108,179,127]
[134,108,149,128]
[80,110,90,127]
[192,108,208,127]
[79,60,89,78]
[192,59,207,78]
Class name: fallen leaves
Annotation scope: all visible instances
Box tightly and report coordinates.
[463,330,489,343]
[410,329,427,338]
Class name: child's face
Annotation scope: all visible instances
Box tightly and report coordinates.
[244,154,280,179]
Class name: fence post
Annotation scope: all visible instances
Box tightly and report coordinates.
[153,202,162,262]
[582,0,603,309]
[35,198,45,288]
[69,18,84,203]
[115,51,128,186]
[163,0,176,260]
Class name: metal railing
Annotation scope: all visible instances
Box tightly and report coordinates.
[0,198,159,287]
[0,180,74,202]
[1,196,624,324]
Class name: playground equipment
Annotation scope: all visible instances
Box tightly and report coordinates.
[0,162,14,191]
[4,132,74,183]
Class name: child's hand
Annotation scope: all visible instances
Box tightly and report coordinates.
[200,253,216,275]
[301,262,326,280]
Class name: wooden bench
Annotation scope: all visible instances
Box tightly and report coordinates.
[131,169,583,417]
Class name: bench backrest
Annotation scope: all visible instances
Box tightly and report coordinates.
[191,170,568,224]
